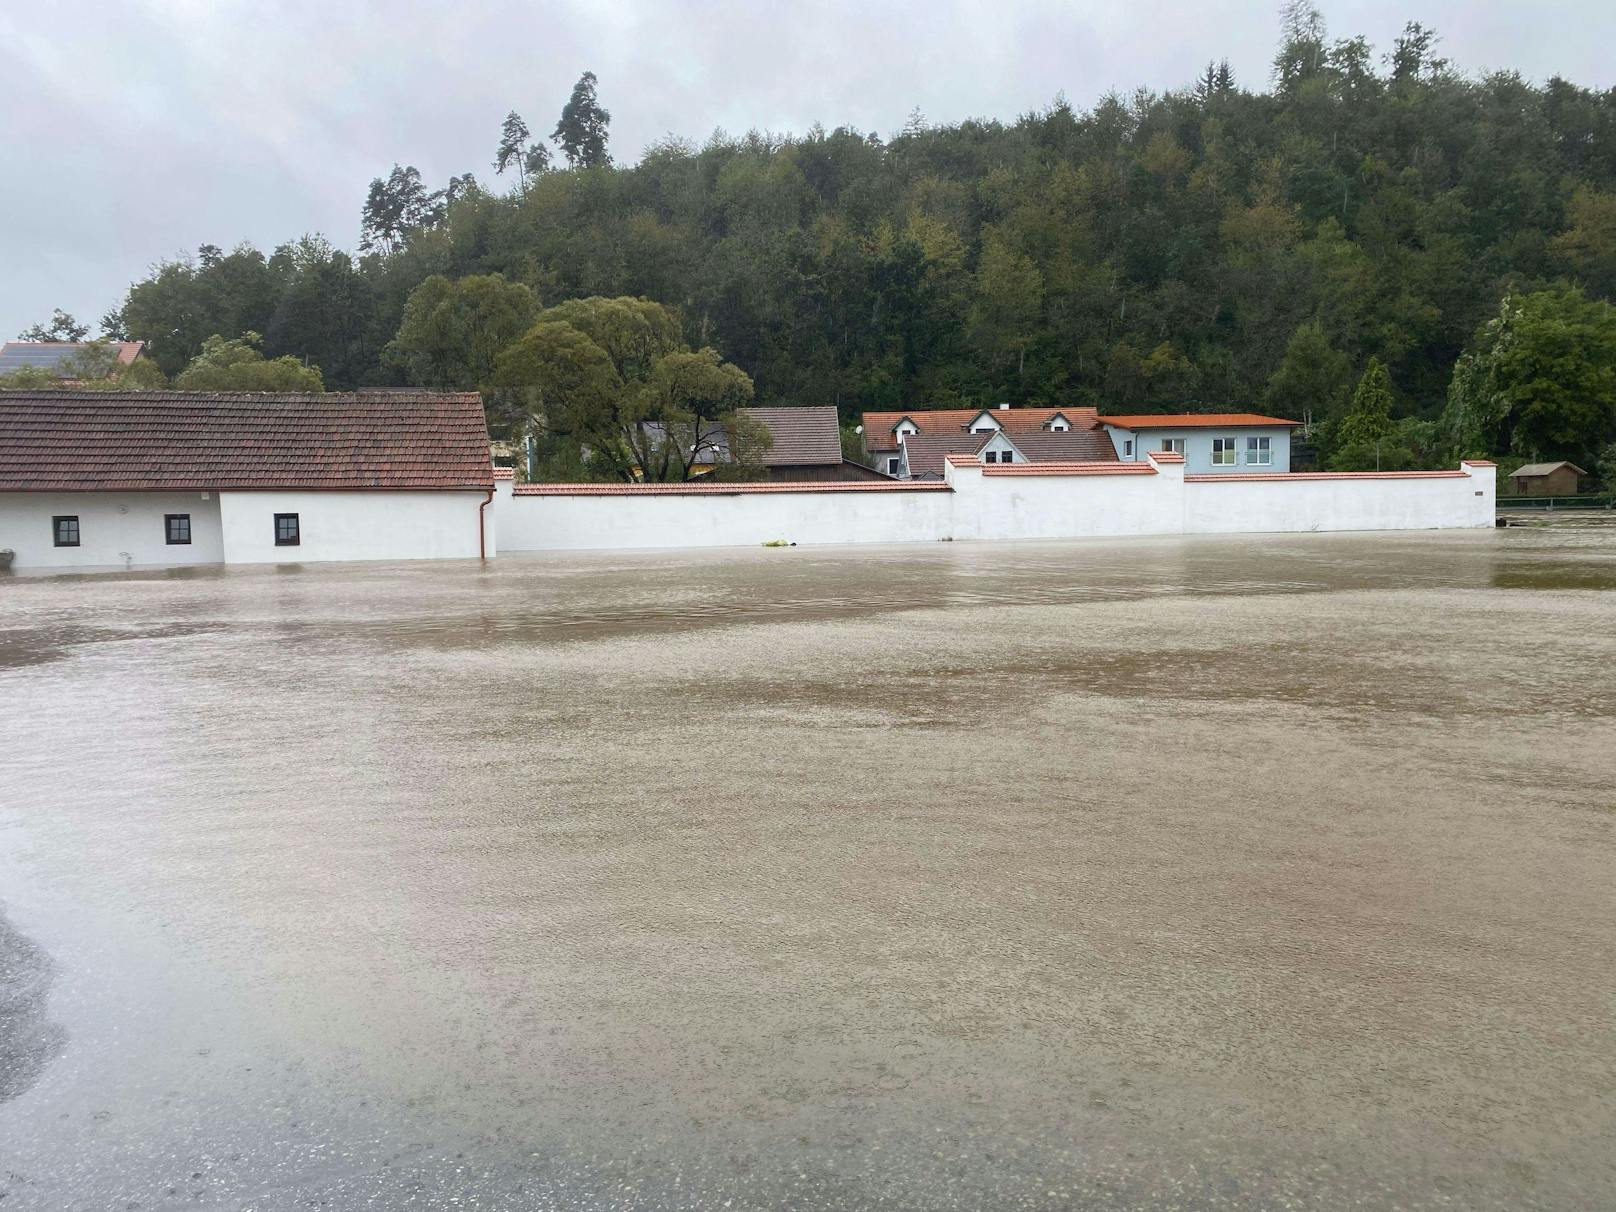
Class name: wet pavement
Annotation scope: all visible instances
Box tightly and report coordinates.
[1,528,1614,1209]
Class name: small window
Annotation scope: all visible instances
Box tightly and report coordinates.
[1123,439,1134,457]
[274,513,301,546]
[165,513,192,545]
[1211,437,1237,466]
[1000,450,1013,463]
[1246,436,1273,466]
[1161,438,1186,454]
[886,457,901,475]
[52,515,80,547]
[984,450,998,463]
[1050,420,1069,431]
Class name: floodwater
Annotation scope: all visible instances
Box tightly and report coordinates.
[1,528,1614,1210]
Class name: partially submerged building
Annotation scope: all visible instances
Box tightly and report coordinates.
[0,390,494,570]
[1508,461,1586,496]
[861,404,1301,478]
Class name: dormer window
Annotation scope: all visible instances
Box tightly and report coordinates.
[1044,412,1072,432]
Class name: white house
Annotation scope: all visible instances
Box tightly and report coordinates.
[0,390,495,571]
[1099,413,1299,473]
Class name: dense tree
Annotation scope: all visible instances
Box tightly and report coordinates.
[93,20,1616,467]
[1443,288,1616,463]
[388,273,538,389]
[492,296,760,481]
[18,309,90,342]
[1265,321,1352,428]
[360,165,446,253]
[173,332,324,391]
[552,72,610,169]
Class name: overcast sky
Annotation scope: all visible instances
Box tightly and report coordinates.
[3,0,1613,342]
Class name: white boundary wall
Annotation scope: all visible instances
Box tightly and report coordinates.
[496,456,1496,552]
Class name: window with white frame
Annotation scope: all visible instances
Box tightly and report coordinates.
[1123,439,1134,457]
[1246,436,1272,465]
[1159,438,1185,454]
[886,457,901,475]
[1211,437,1237,466]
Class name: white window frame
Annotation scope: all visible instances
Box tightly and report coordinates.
[1160,438,1185,454]
[886,457,901,476]
[1246,436,1272,466]
[1211,437,1237,467]
[1122,439,1134,458]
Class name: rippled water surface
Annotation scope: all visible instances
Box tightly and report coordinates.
[2,529,1614,1210]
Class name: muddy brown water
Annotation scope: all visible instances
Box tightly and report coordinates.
[1,528,1613,1210]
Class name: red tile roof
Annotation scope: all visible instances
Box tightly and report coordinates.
[1100,412,1299,428]
[982,462,1156,476]
[492,467,515,480]
[514,480,947,495]
[1184,471,1465,482]
[862,406,1101,451]
[0,390,493,492]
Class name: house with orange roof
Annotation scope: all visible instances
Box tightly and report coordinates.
[1098,413,1300,473]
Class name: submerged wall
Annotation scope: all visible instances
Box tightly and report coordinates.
[218,491,492,564]
[0,491,224,570]
[496,456,1496,553]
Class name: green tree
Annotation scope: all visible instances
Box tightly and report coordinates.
[174,332,325,391]
[494,111,539,196]
[388,273,538,389]
[1327,357,1400,469]
[968,229,1043,388]
[492,296,759,481]
[18,309,90,342]
[1443,288,1616,463]
[1265,321,1352,428]
[360,165,445,254]
[1550,186,1616,299]
[552,71,611,169]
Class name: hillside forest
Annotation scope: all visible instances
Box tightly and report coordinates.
[12,8,1616,482]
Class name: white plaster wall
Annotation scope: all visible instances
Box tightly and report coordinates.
[497,487,955,552]
[218,491,491,563]
[948,462,1185,541]
[494,461,1495,553]
[0,492,223,570]
[1183,465,1494,534]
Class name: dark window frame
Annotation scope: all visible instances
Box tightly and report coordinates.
[165,513,192,545]
[274,513,301,547]
[52,515,80,547]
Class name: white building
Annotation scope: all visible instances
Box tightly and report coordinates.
[0,390,495,571]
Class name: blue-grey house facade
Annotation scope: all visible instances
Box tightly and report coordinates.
[1101,414,1299,474]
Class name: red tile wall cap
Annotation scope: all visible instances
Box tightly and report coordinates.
[1184,471,1466,482]
[514,480,952,496]
[1461,459,1497,466]
[983,462,1157,476]
[944,453,981,466]
[492,467,515,480]
[1145,450,1186,463]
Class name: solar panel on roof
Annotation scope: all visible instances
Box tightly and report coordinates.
[0,343,92,374]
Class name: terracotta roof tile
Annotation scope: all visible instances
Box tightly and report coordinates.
[862,406,1102,450]
[1184,471,1466,482]
[514,480,947,495]
[0,390,493,492]
[1100,412,1299,428]
[982,462,1156,476]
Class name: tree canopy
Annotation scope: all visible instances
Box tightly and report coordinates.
[173,332,324,392]
[92,15,1616,477]
[492,296,760,481]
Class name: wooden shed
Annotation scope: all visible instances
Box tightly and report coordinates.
[1509,461,1587,496]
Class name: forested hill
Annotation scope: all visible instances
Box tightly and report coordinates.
[102,13,1616,448]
